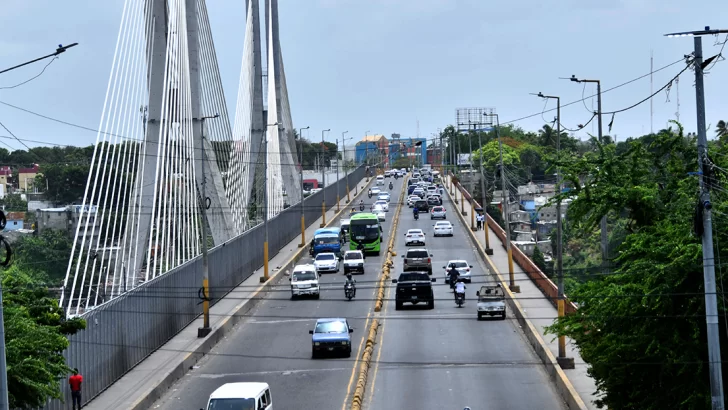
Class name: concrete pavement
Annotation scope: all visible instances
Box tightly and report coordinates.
[447,177,601,410]
[147,178,405,410]
[83,175,378,410]
[365,187,565,409]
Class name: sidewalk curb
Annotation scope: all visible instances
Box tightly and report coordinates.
[127,177,375,410]
[446,177,588,410]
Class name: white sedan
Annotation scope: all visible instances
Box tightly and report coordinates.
[404,229,426,246]
[378,193,391,203]
[373,200,389,212]
[313,252,340,273]
[407,195,420,207]
[371,187,381,195]
[373,205,386,221]
[433,221,453,237]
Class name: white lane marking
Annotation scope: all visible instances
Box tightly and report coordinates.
[194,367,353,378]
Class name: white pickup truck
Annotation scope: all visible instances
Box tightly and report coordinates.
[476,284,506,320]
[289,264,320,299]
[343,250,365,274]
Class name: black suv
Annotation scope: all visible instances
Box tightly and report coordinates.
[392,272,436,309]
[414,199,429,212]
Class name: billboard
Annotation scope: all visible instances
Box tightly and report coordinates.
[457,154,471,166]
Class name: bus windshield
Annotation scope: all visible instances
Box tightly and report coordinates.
[350,221,380,241]
[315,235,339,245]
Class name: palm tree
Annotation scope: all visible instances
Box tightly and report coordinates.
[716,120,728,140]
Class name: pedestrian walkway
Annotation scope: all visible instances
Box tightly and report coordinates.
[445,177,600,410]
[83,177,374,410]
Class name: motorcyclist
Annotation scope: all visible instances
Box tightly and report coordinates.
[389,181,393,190]
[448,267,460,289]
[454,279,466,302]
[368,188,372,198]
[345,273,357,297]
[413,207,419,219]
[359,200,365,211]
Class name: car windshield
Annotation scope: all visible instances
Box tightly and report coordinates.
[433,207,443,211]
[207,398,255,410]
[293,271,316,281]
[316,236,339,245]
[345,252,362,260]
[398,273,429,281]
[316,254,336,261]
[315,321,347,333]
[450,262,468,268]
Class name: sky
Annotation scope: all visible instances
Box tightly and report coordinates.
[0,0,726,151]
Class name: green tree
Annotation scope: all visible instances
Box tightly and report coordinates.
[531,246,547,273]
[2,265,85,408]
[13,229,73,284]
[545,123,723,409]
[0,194,27,212]
[472,140,520,170]
[35,163,89,204]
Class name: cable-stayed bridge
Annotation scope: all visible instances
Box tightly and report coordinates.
[60,0,303,317]
[41,2,367,408]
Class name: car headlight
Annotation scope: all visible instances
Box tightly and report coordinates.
[314,342,320,346]
[341,341,349,345]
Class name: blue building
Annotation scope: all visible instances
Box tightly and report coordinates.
[355,135,388,164]
[4,212,24,231]
[388,137,427,165]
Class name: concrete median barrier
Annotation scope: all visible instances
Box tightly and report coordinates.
[351,177,407,409]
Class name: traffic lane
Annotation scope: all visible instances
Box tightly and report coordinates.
[366,199,565,410]
[152,178,405,410]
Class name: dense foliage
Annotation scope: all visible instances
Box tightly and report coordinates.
[545,123,728,409]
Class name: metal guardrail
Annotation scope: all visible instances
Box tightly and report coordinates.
[43,165,366,410]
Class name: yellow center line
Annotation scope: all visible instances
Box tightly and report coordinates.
[365,277,390,406]
[340,301,372,410]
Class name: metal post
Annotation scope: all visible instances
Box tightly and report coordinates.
[262,122,279,282]
[0,279,9,410]
[197,115,218,338]
[477,121,492,254]
[496,116,519,293]
[596,80,609,272]
[320,129,330,227]
[336,137,341,211]
[298,126,309,248]
[343,131,350,202]
[694,36,725,410]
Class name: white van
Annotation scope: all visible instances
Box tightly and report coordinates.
[376,175,385,185]
[203,382,272,410]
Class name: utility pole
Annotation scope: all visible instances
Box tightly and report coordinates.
[0,277,7,410]
[536,92,573,368]
[495,114,519,293]
[342,131,350,203]
[665,26,728,410]
[298,126,309,248]
[320,129,330,227]
[479,114,493,255]
[197,114,219,338]
[569,75,608,273]
[262,122,280,282]
[335,137,341,211]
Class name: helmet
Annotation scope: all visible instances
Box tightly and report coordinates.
[346,274,353,280]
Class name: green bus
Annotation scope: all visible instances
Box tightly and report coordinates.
[349,213,382,255]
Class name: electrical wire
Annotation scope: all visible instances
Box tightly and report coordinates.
[0,57,57,90]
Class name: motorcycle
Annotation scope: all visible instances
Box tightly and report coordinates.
[368,191,372,199]
[359,204,365,211]
[414,212,419,221]
[449,273,459,290]
[345,283,356,300]
[455,290,465,308]
[389,182,393,190]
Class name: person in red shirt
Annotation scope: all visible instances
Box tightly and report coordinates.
[69,368,83,409]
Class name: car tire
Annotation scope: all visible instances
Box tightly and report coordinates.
[427,299,435,309]
[291,293,296,300]
[312,350,318,359]
[477,313,483,320]
[315,293,320,300]
[346,347,352,358]
[428,269,432,275]
[501,311,507,320]
[395,301,403,310]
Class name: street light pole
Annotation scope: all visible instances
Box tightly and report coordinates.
[666,26,728,410]
[197,113,219,338]
[342,131,350,203]
[569,75,608,272]
[479,114,494,255]
[336,137,341,212]
[262,121,280,282]
[495,115,519,294]
[298,126,310,248]
[536,92,574,369]
[320,129,330,227]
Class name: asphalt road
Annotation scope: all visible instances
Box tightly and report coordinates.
[151,177,404,410]
[364,191,566,409]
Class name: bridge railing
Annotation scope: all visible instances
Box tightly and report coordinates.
[43,165,366,409]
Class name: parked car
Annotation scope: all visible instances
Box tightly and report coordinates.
[309,318,354,358]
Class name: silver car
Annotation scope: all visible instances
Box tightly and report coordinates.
[430,206,446,219]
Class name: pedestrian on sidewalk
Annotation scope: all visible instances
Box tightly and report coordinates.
[69,368,83,409]
[476,213,483,230]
